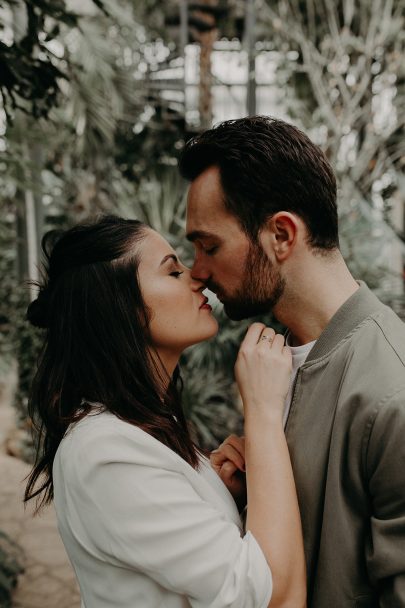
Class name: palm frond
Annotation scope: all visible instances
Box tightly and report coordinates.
[181,361,243,450]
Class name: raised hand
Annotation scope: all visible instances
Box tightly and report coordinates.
[235,323,292,423]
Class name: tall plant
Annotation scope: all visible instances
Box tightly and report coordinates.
[260,0,405,305]
[0,0,152,458]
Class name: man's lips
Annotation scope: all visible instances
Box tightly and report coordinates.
[205,284,225,303]
[212,291,225,303]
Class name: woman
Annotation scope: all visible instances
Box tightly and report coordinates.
[25,215,306,608]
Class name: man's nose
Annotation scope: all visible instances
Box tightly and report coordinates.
[191,257,210,283]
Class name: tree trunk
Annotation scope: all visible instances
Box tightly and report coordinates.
[190,0,219,130]
[199,27,217,129]
[245,0,256,116]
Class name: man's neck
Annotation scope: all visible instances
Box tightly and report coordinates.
[274,257,359,347]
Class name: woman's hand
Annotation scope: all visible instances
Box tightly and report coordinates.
[210,435,247,511]
[235,323,292,423]
[235,324,306,607]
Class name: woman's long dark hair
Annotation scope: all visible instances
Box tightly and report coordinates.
[24,215,201,510]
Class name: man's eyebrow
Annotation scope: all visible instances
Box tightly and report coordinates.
[186,230,216,242]
[159,254,178,267]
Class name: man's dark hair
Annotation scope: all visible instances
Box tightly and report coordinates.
[179,115,339,250]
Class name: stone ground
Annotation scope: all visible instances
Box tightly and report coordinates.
[0,372,80,608]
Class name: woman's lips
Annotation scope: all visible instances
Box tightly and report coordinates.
[199,296,212,311]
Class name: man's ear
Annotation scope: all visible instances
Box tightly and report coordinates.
[260,212,300,262]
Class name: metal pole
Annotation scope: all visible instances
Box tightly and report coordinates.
[179,0,188,55]
[180,0,188,122]
[246,0,256,116]
[25,188,39,292]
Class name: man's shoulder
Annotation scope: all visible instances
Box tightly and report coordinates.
[326,305,405,414]
[349,304,405,367]
[301,302,405,413]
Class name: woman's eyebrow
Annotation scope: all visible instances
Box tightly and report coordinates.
[159,254,178,267]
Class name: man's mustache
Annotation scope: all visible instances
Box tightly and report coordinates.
[204,280,222,295]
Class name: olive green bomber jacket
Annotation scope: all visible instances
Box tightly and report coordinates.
[286,281,405,608]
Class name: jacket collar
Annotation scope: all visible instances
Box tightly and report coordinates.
[304,281,384,363]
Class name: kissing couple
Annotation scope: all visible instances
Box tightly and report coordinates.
[25,116,405,608]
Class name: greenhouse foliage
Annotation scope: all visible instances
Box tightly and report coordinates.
[0,3,404,600]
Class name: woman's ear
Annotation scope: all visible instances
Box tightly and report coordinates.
[260,212,299,262]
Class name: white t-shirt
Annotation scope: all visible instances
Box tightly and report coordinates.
[53,410,272,608]
[283,336,316,427]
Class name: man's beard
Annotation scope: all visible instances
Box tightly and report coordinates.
[212,241,285,321]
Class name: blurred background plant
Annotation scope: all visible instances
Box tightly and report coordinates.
[1,0,404,601]
[0,530,24,607]
[261,0,405,305]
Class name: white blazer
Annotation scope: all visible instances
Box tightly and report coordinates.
[53,410,272,608]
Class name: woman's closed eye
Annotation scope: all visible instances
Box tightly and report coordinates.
[169,271,184,278]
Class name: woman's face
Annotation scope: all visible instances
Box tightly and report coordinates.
[137,229,218,357]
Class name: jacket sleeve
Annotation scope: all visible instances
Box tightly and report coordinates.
[364,387,405,606]
[68,428,272,608]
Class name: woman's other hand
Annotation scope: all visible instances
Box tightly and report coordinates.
[210,435,247,511]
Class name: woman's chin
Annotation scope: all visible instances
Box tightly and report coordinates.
[186,321,219,348]
[205,317,219,338]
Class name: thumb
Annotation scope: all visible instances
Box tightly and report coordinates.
[219,461,238,485]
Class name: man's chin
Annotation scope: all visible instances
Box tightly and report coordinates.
[223,300,272,321]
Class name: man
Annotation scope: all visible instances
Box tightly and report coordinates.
[179,116,405,608]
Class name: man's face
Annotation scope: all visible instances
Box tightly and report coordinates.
[186,165,285,320]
